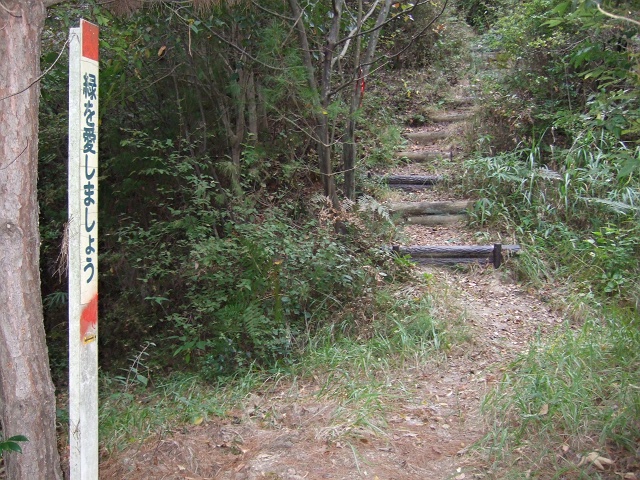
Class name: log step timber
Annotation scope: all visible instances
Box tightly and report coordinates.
[388,184,435,191]
[387,200,471,216]
[395,151,451,162]
[405,130,449,145]
[396,244,521,257]
[413,257,490,265]
[446,96,475,107]
[382,175,443,185]
[392,244,520,268]
[406,214,467,226]
[429,112,474,123]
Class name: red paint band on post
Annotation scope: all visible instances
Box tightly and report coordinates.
[81,20,99,61]
[80,294,98,342]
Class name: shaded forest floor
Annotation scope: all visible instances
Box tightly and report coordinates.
[99,36,571,480]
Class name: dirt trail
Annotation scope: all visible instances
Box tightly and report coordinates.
[101,45,565,480]
[100,266,562,480]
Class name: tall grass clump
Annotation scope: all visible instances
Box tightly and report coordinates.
[482,309,640,477]
[464,136,640,307]
[286,289,446,440]
[98,367,268,454]
[300,290,445,377]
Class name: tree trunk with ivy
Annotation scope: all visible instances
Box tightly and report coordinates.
[0,1,63,478]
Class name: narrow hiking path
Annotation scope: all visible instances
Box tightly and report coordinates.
[100,37,567,480]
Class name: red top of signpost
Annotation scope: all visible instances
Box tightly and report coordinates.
[81,20,99,61]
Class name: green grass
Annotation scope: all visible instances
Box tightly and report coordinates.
[93,286,446,454]
[98,369,262,454]
[480,307,640,478]
[289,292,446,440]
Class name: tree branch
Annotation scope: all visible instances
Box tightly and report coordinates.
[360,0,392,74]
[288,0,320,94]
[373,0,448,64]
[335,0,432,47]
[596,2,640,27]
[333,0,381,67]
[329,0,446,97]
[0,0,21,16]
[163,2,288,71]
[251,0,294,22]
[0,141,28,171]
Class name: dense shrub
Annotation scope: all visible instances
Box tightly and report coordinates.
[94,130,402,375]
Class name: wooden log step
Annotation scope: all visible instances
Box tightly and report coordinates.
[391,243,520,268]
[387,200,471,216]
[395,244,521,257]
[383,175,442,185]
[406,214,467,226]
[388,184,435,191]
[482,51,500,61]
[429,112,473,123]
[446,96,475,107]
[411,257,490,265]
[395,151,450,162]
[405,130,449,145]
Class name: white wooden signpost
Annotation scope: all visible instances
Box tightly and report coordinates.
[68,18,99,480]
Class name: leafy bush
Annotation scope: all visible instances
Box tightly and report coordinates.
[457,0,503,31]
[382,1,441,69]
[98,130,403,376]
[466,0,639,307]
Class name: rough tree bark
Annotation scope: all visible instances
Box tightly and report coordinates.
[0,1,63,478]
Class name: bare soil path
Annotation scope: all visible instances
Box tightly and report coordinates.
[101,56,565,480]
[100,267,562,480]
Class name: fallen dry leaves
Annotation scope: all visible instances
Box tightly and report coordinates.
[579,451,615,470]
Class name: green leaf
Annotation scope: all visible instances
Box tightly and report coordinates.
[135,374,148,387]
[543,18,564,27]
[0,436,28,454]
[3,442,23,453]
[551,1,570,15]
[144,296,170,305]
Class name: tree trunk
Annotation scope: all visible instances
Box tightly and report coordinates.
[0,2,63,479]
[342,0,362,201]
[342,121,357,200]
[343,0,392,200]
[246,71,258,142]
[319,0,343,208]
